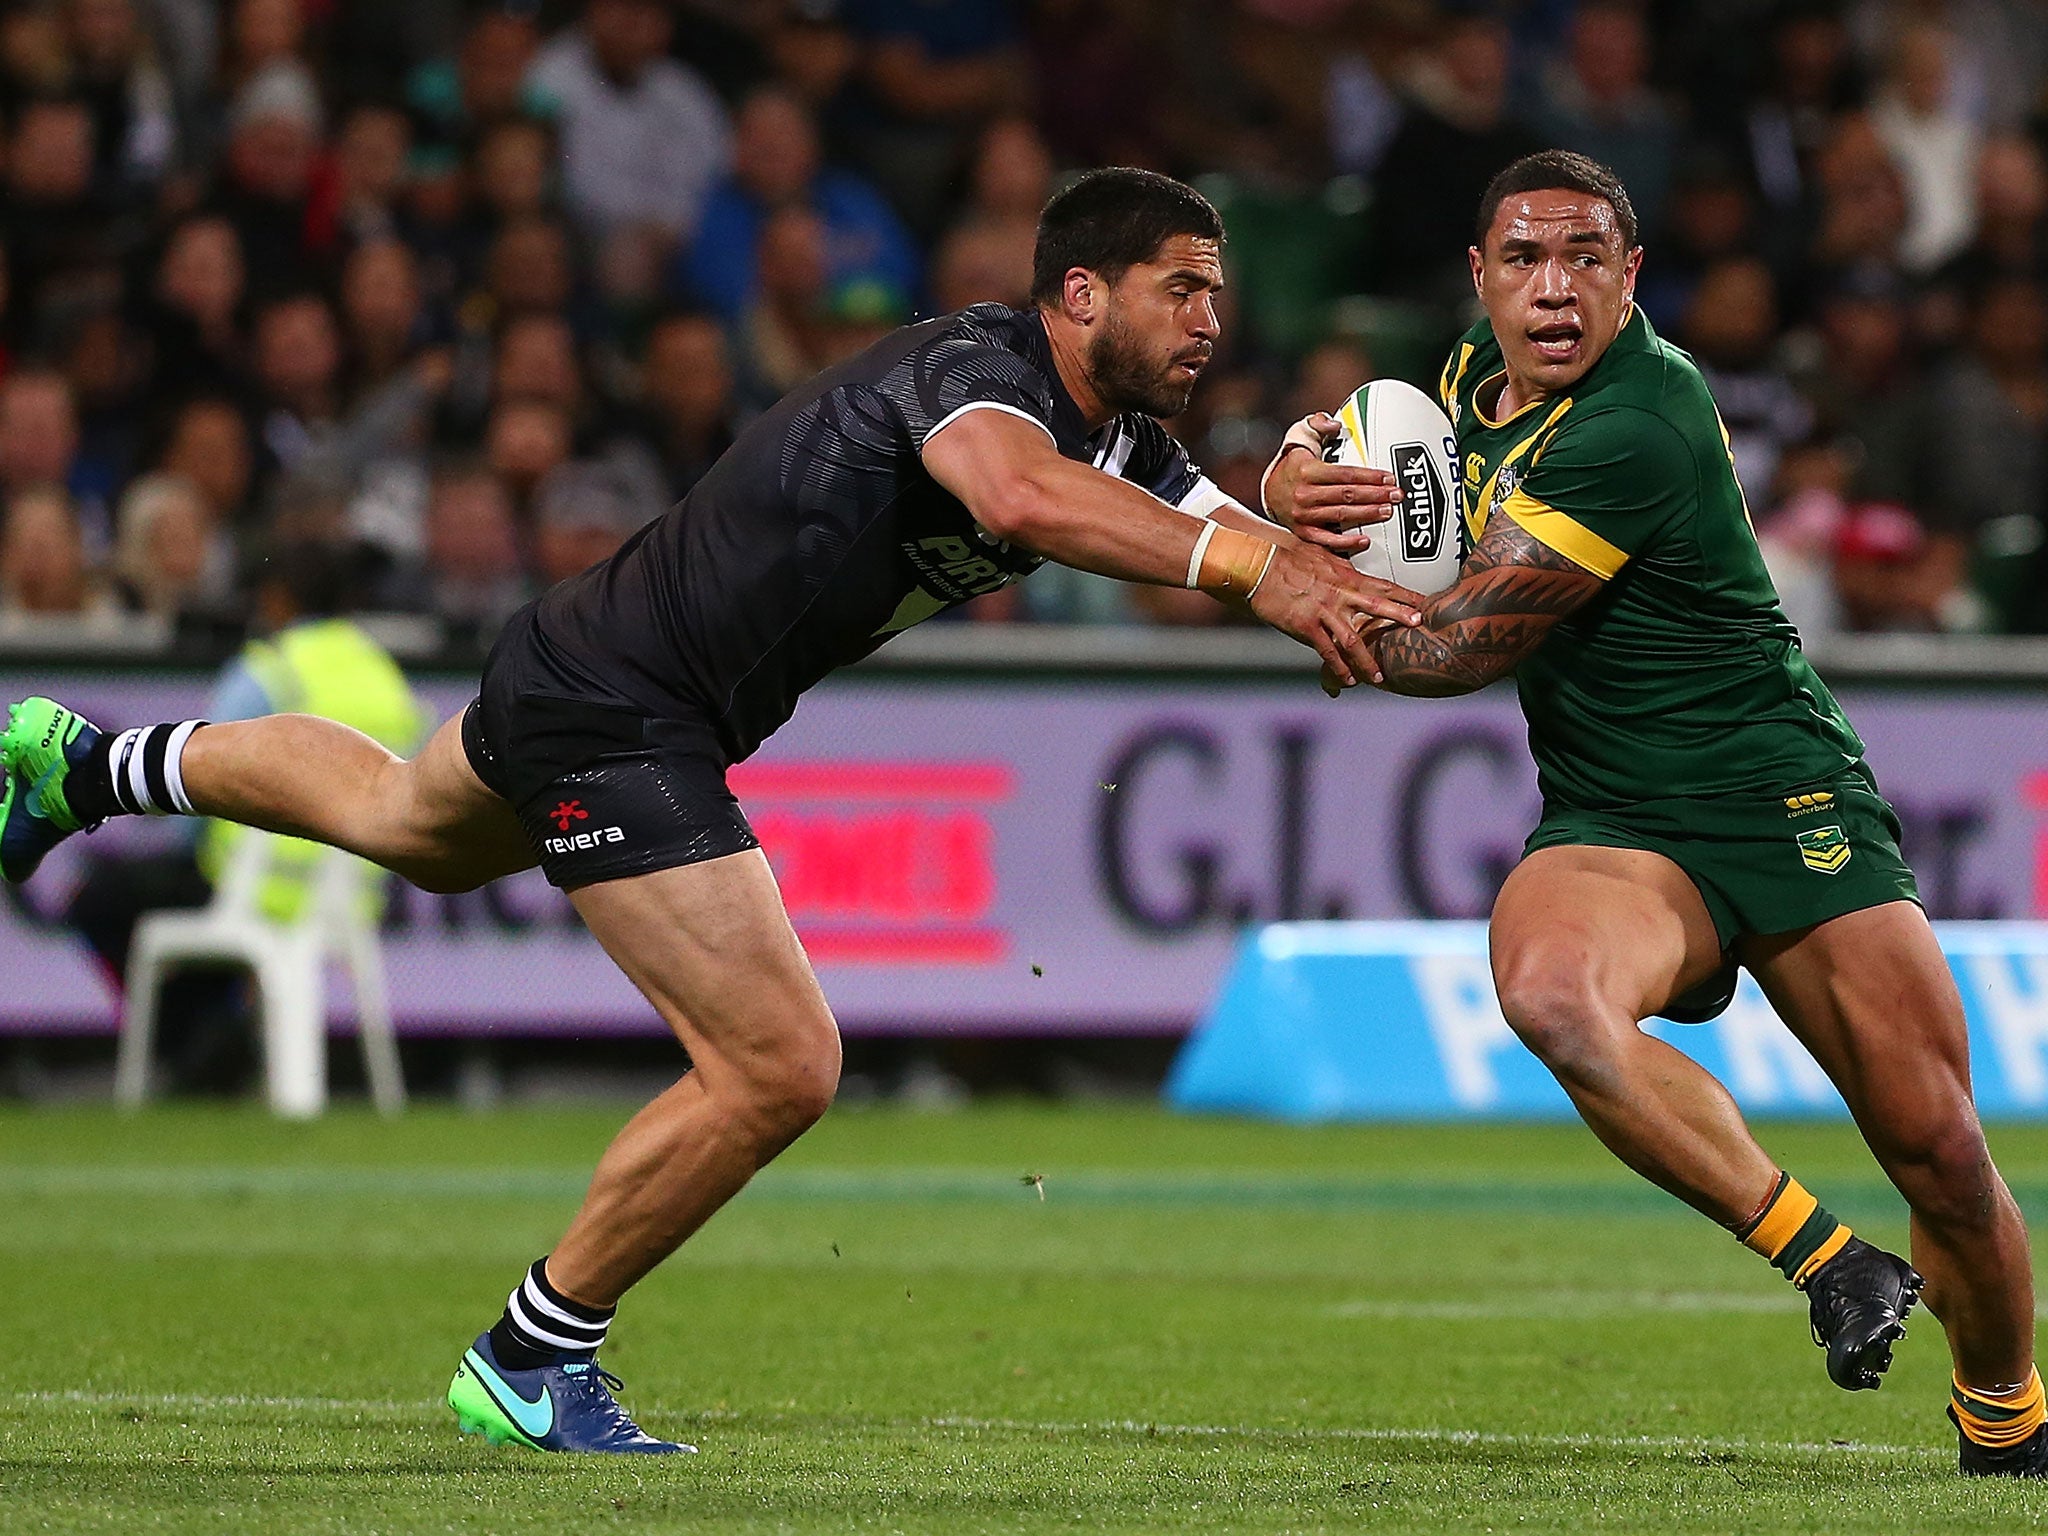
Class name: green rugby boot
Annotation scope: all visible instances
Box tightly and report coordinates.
[448,1332,695,1454]
[0,697,103,883]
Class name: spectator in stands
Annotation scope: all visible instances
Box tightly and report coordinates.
[0,484,118,628]
[1915,277,2048,554]
[637,310,737,501]
[0,370,88,530]
[470,116,555,232]
[492,311,584,423]
[1289,336,1375,422]
[145,214,247,401]
[1027,0,1161,170]
[531,456,664,586]
[250,291,342,474]
[409,7,546,147]
[333,102,414,248]
[223,0,307,93]
[733,205,834,408]
[481,215,575,323]
[842,0,1027,238]
[251,290,448,503]
[1531,0,1677,240]
[110,471,232,619]
[63,0,179,200]
[401,460,530,639]
[339,238,427,400]
[1636,152,1759,332]
[1,98,111,331]
[215,60,330,292]
[930,220,1028,311]
[925,114,1046,312]
[1680,257,1812,510]
[1368,13,1536,302]
[526,0,731,244]
[62,303,144,514]
[156,396,255,532]
[1794,267,1922,508]
[486,396,572,515]
[1923,134,2048,346]
[1870,20,1980,274]
[678,85,919,325]
[1807,114,1911,283]
[1724,3,1866,238]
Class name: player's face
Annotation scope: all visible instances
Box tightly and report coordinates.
[1471,190,1642,398]
[1088,234,1223,418]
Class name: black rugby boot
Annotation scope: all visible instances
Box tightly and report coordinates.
[1803,1236,1923,1391]
[1952,1407,2048,1478]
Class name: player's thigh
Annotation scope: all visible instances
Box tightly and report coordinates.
[389,714,537,891]
[568,848,840,1121]
[1490,845,1727,1041]
[1739,902,1977,1162]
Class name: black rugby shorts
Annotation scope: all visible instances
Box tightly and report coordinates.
[461,611,759,890]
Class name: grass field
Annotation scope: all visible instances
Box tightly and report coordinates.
[6,1103,2048,1534]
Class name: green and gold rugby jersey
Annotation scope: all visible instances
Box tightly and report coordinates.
[1440,305,1867,812]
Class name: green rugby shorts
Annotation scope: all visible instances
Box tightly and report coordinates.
[1521,770,1922,1023]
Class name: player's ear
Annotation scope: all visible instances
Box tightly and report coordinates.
[1062,266,1098,325]
[1622,245,1643,301]
[1467,245,1484,296]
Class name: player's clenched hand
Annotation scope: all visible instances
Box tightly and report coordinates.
[1248,542,1423,690]
[1261,413,1402,557]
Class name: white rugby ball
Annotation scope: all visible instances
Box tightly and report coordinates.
[1328,378,1463,594]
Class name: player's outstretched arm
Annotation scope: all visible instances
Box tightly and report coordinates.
[1354,505,1606,698]
[923,407,1424,687]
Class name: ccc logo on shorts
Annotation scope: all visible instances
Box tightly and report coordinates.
[1795,824,1851,875]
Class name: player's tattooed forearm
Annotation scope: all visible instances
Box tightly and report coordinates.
[1372,513,1605,696]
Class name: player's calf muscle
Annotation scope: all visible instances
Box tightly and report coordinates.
[186,715,450,872]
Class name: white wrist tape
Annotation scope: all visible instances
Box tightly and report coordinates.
[1184,519,1219,589]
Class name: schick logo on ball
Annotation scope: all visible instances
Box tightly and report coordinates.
[1391,442,1446,563]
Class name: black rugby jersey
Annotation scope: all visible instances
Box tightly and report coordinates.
[522,302,1227,760]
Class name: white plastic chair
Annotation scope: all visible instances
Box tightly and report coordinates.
[114,831,405,1118]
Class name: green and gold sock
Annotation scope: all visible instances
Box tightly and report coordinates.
[1953,1368,2047,1450]
[1733,1171,1853,1288]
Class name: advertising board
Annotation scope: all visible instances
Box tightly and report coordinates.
[1,670,2040,1035]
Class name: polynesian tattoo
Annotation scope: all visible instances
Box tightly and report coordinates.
[1370,506,1607,697]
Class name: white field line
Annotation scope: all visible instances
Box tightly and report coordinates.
[7,1391,1944,1461]
[1325,1291,1805,1319]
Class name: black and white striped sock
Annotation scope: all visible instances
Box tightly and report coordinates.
[488,1257,615,1368]
[101,721,207,818]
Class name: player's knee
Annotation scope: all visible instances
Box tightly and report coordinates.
[1887,1115,2000,1232]
[735,1021,841,1152]
[1494,953,1618,1082]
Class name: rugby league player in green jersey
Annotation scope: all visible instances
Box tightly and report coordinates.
[1264,150,2041,1476]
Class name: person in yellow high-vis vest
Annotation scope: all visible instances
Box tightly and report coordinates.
[199,545,425,920]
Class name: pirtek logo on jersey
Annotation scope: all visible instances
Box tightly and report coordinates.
[549,800,588,831]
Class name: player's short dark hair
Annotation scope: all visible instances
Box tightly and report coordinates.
[1476,151,1639,251]
[1030,168,1224,306]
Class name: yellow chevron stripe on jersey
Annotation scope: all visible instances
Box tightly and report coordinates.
[1498,488,1628,579]
[1440,343,1477,417]
[1468,399,1577,544]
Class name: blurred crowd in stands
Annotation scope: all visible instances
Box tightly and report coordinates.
[0,0,2044,651]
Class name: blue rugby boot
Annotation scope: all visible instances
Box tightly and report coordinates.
[447,1331,696,1454]
[0,697,102,884]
